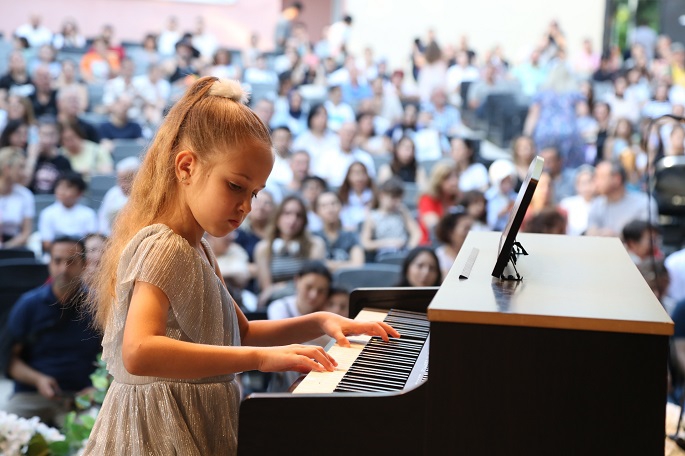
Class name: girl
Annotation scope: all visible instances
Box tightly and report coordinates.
[253,194,326,307]
[376,135,427,188]
[360,177,421,262]
[338,161,376,231]
[84,77,397,455]
[450,136,488,192]
[291,103,339,172]
[417,160,460,245]
[396,246,443,287]
[312,190,365,272]
[58,120,113,180]
[459,190,489,231]
[0,147,34,248]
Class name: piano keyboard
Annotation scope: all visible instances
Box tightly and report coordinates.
[293,308,430,394]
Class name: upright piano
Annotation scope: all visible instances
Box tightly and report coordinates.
[238,232,673,455]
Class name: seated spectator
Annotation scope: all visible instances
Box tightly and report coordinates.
[396,246,442,287]
[511,135,537,192]
[413,110,448,161]
[360,177,421,261]
[54,60,89,114]
[270,88,307,137]
[166,37,201,85]
[312,191,365,272]
[622,220,662,265]
[539,146,576,202]
[300,175,326,232]
[325,84,356,132]
[418,161,461,244]
[99,94,144,141]
[314,121,376,187]
[56,86,99,143]
[38,172,97,253]
[377,135,427,188]
[28,64,58,118]
[282,149,310,195]
[132,63,171,129]
[51,18,86,50]
[205,232,257,312]
[459,190,489,231]
[243,53,278,86]
[291,104,339,171]
[59,120,113,179]
[0,51,33,99]
[4,237,101,427]
[102,58,144,118]
[667,247,685,304]
[485,159,517,231]
[422,87,461,137]
[234,190,276,291]
[265,126,294,188]
[338,161,376,231]
[522,171,567,230]
[434,210,474,278]
[355,111,390,156]
[369,76,404,127]
[446,50,480,105]
[254,195,326,307]
[586,160,658,237]
[324,286,350,317]
[83,232,107,282]
[524,207,568,235]
[98,157,140,235]
[15,14,53,48]
[26,116,73,194]
[603,75,640,126]
[385,103,419,145]
[0,147,34,248]
[559,165,595,236]
[79,36,121,84]
[206,48,241,80]
[450,137,488,192]
[28,44,61,80]
[0,119,29,153]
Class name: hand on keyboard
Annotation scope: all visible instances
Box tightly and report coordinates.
[257,344,338,374]
[318,312,401,348]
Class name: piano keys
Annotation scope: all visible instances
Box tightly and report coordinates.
[293,309,430,394]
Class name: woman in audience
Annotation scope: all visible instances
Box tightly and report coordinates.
[417,160,460,245]
[396,246,443,287]
[291,103,339,169]
[360,177,421,262]
[510,135,537,192]
[205,231,257,312]
[450,136,488,192]
[206,48,241,81]
[434,210,474,278]
[356,111,389,156]
[377,135,427,188]
[59,119,113,179]
[0,147,34,248]
[522,171,567,232]
[312,191,365,272]
[338,161,376,231]
[459,190,489,231]
[0,119,29,153]
[254,195,326,307]
[270,88,307,137]
[385,103,419,145]
[52,18,86,49]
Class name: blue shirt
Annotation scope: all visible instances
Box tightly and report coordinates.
[7,284,101,393]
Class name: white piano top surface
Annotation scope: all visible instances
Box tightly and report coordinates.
[428,231,674,336]
[293,309,387,394]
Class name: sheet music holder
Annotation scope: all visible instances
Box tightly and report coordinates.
[491,156,544,280]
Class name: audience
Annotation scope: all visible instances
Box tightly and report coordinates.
[396,246,442,287]
[0,147,35,248]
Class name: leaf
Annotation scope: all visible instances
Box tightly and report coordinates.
[91,375,110,390]
[49,440,70,456]
[26,433,50,456]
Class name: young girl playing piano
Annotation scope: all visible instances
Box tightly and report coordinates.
[83,77,399,455]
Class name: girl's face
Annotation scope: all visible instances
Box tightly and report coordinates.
[466,198,486,219]
[395,138,415,164]
[440,171,460,197]
[316,192,341,224]
[378,192,401,212]
[407,252,440,287]
[325,292,349,317]
[277,199,307,240]
[348,164,370,191]
[184,142,273,238]
[9,125,28,148]
[295,272,330,314]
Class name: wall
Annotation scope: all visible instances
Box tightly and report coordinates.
[0,0,281,51]
[344,0,606,71]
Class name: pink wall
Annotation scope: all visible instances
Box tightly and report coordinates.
[0,0,282,51]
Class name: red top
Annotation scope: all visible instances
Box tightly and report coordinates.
[418,194,444,245]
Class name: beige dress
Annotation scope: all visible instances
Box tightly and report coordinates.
[84,224,242,455]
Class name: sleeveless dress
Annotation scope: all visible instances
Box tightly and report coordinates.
[83,224,242,455]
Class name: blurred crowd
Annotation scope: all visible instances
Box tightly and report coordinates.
[2,6,685,398]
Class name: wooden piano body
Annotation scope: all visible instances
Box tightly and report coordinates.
[238,232,673,455]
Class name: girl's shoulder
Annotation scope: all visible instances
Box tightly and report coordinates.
[122,224,196,265]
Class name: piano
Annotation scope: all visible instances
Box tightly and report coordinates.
[238,232,673,455]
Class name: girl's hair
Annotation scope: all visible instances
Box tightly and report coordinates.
[0,146,25,170]
[390,135,417,176]
[0,120,27,148]
[266,195,312,257]
[459,190,487,223]
[425,160,457,199]
[296,260,332,283]
[88,76,272,331]
[372,176,404,209]
[452,137,478,165]
[397,246,442,287]
[338,161,374,204]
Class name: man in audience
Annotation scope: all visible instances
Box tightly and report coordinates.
[25,116,73,194]
[539,146,575,202]
[15,14,53,48]
[621,219,661,265]
[586,160,658,237]
[28,65,58,118]
[313,121,375,187]
[4,236,101,426]
[56,86,100,143]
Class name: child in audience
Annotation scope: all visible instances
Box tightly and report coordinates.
[485,159,517,231]
[360,177,421,262]
[38,171,97,253]
[325,286,350,317]
[434,210,474,278]
[338,161,375,231]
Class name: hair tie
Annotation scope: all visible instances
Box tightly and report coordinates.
[208,79,250,104]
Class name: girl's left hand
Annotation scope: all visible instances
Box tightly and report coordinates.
[318,312,400,348]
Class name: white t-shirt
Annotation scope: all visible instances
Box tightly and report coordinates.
[291,130,339,172]
[458,163,489,192]
[313,147,376,188]
[0,184,35,238]
[586,191,658,236]
[666,249,685,303]
[324,101,356,132]
[39,202,98,242]
[559,195,592,236]
[98,186,128,236]
[267,295,300,320]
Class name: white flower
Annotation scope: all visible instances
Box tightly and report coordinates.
[0,410,65,455]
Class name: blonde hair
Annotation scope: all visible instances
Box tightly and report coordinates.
[425,160,458,199]
[0,146,24,171]
[88,76,271,330]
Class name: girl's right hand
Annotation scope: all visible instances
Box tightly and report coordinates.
[258,345,338,374]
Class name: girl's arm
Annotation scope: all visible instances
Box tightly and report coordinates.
[402,206,422,248]
[122,281,338,378]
